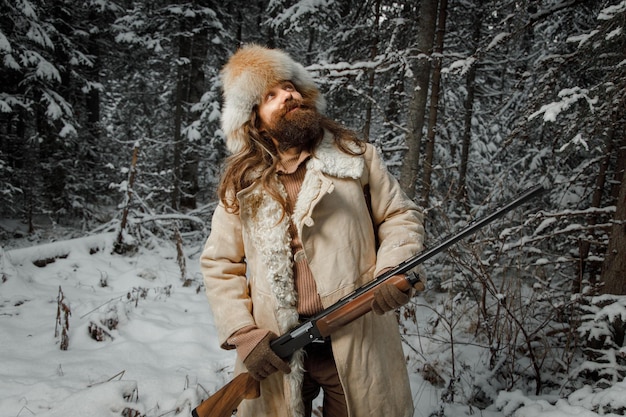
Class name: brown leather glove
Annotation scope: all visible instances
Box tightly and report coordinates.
[371,281,411,315]
[243,332,292,381]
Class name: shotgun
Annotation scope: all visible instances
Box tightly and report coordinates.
[192,184,546,417]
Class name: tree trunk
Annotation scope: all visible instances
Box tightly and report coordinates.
[180,24,208,210]
[600,167,626,295]
[399,0,438,199]
[575,129,615,291]
[362,0,381,142]
[171,38,187,210]
[172,5,209,211]
[600,98,626,295]
[420,0,448,207]
[457,3,483,210]
[85,8,102,142]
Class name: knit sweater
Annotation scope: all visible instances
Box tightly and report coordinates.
[277,150,325,317]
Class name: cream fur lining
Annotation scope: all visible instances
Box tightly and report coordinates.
[241,182,304,417]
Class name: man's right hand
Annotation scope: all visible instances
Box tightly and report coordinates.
[243,331,292,381]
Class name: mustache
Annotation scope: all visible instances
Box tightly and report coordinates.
[280,99,314,117]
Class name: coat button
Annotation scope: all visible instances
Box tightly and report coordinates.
[304,217,314,227]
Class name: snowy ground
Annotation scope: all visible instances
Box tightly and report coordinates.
[1,221,624,417]
[1,227,237,417]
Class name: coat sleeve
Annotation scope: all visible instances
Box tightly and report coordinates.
[364,145,426,281]
[200,203,256,348]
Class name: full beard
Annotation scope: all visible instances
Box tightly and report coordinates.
[266,101,324,152]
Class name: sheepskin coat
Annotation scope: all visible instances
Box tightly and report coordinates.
[200,131,425,417]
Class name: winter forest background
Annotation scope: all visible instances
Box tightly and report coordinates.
[1,0,626,416]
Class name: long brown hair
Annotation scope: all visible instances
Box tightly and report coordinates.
[217,112,366,215]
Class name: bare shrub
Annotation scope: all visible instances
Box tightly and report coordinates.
[55,286,71,350]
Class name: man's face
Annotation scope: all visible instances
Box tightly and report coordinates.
[258,81,303,125]
[257,80,322,151]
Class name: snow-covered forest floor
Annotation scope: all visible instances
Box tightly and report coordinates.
[1,218,625,417]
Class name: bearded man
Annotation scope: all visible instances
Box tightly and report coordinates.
[200,44,425,417]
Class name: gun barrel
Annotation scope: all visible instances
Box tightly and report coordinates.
[392,184,546,275]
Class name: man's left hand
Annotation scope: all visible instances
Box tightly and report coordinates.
[371,281,411,315]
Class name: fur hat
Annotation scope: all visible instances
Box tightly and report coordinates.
[220,44,326,154]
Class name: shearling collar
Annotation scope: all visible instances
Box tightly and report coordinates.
[239,130,364,193]
[290,131,365,233]
[308,130,364,179]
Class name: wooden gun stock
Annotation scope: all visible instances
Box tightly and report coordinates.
[191,372,260,417]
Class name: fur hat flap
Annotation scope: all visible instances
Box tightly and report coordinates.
[220,44,326,154]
